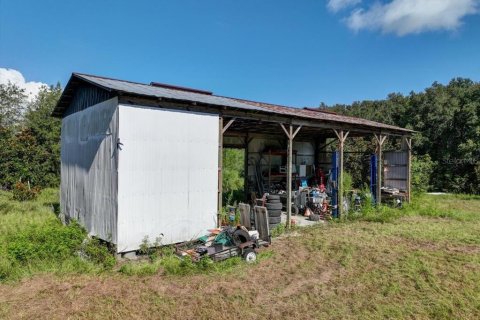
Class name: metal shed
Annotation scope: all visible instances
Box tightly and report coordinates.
[53,73,413,253]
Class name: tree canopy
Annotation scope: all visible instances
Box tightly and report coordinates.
[330,78,480,194]
[0,83,62,189]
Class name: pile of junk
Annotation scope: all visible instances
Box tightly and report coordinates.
[175,206,271,264]
[254,181,336,227]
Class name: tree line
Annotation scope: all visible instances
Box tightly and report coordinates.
[329,78,479,194]
[0,83,61,190]
[0,77,478,194]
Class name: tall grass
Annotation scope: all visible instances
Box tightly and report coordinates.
[1,188,478,283]
[349,193,480,223]
[0,189,114,282]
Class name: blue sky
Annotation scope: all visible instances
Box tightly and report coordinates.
[1,0,479,106]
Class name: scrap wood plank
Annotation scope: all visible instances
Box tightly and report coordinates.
[238,203,251,230]
[254,206,269,241]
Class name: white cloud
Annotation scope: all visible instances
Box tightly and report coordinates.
[327,0,362,12]
[344,0,479,36]
[0,68,48,101]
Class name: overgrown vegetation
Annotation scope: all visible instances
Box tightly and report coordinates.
[0,189,114,282]
[1,193,478,319]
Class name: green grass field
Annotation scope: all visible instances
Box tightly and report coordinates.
[0,190,479,319]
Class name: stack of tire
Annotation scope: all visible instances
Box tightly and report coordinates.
[266,194,283,230]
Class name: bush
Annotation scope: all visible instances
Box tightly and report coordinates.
[412,154,434,192]
[342,171,353,196]
[12,181,41,201]
[82,238,116,269]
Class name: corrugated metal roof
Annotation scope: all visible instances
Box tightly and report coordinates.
[74,73,267,113]
[54,73,413,134]
[230,98,410,132]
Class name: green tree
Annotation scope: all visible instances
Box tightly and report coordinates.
[222,148,245,204]
[22,84,62,187]
[0,83,62,189]
[0,83,27,128]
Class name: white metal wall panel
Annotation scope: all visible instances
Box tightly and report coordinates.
[60,97,118,243]
[117,104,219,252]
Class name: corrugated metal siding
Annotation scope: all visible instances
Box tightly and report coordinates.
[64,83,113,117]
[116,104,219,252]
[60,97,119,243]
[384,151,408,191]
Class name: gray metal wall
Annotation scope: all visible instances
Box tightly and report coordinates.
[384,151,408,191]
[64,82,114,117]
[60,97,119,243]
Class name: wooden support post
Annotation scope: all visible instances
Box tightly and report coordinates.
[374,133,387,205]
[218,117,224,227]
[333,129,349,218]
[403,136,412,203]
[217,117,237,226]
[287,125,293,229]
[244,135,251,202]
[279,123,302,228]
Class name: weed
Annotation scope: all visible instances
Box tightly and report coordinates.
[82,238,116,269]
[12,181,41,201]
[137,235,167,261]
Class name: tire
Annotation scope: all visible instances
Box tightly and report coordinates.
[242,248,257,263]
[267,199,281,204]
[268,209,281,217]
[292,205,299,215]
[268,216,282,224]
[232,229,251,246]
[266,202,282,210]
[266,194,280,200]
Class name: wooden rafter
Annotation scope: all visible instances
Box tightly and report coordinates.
[222,118,236,134]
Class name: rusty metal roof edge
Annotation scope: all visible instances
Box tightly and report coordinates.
[53,73,415,134]
[227,97,414,134]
